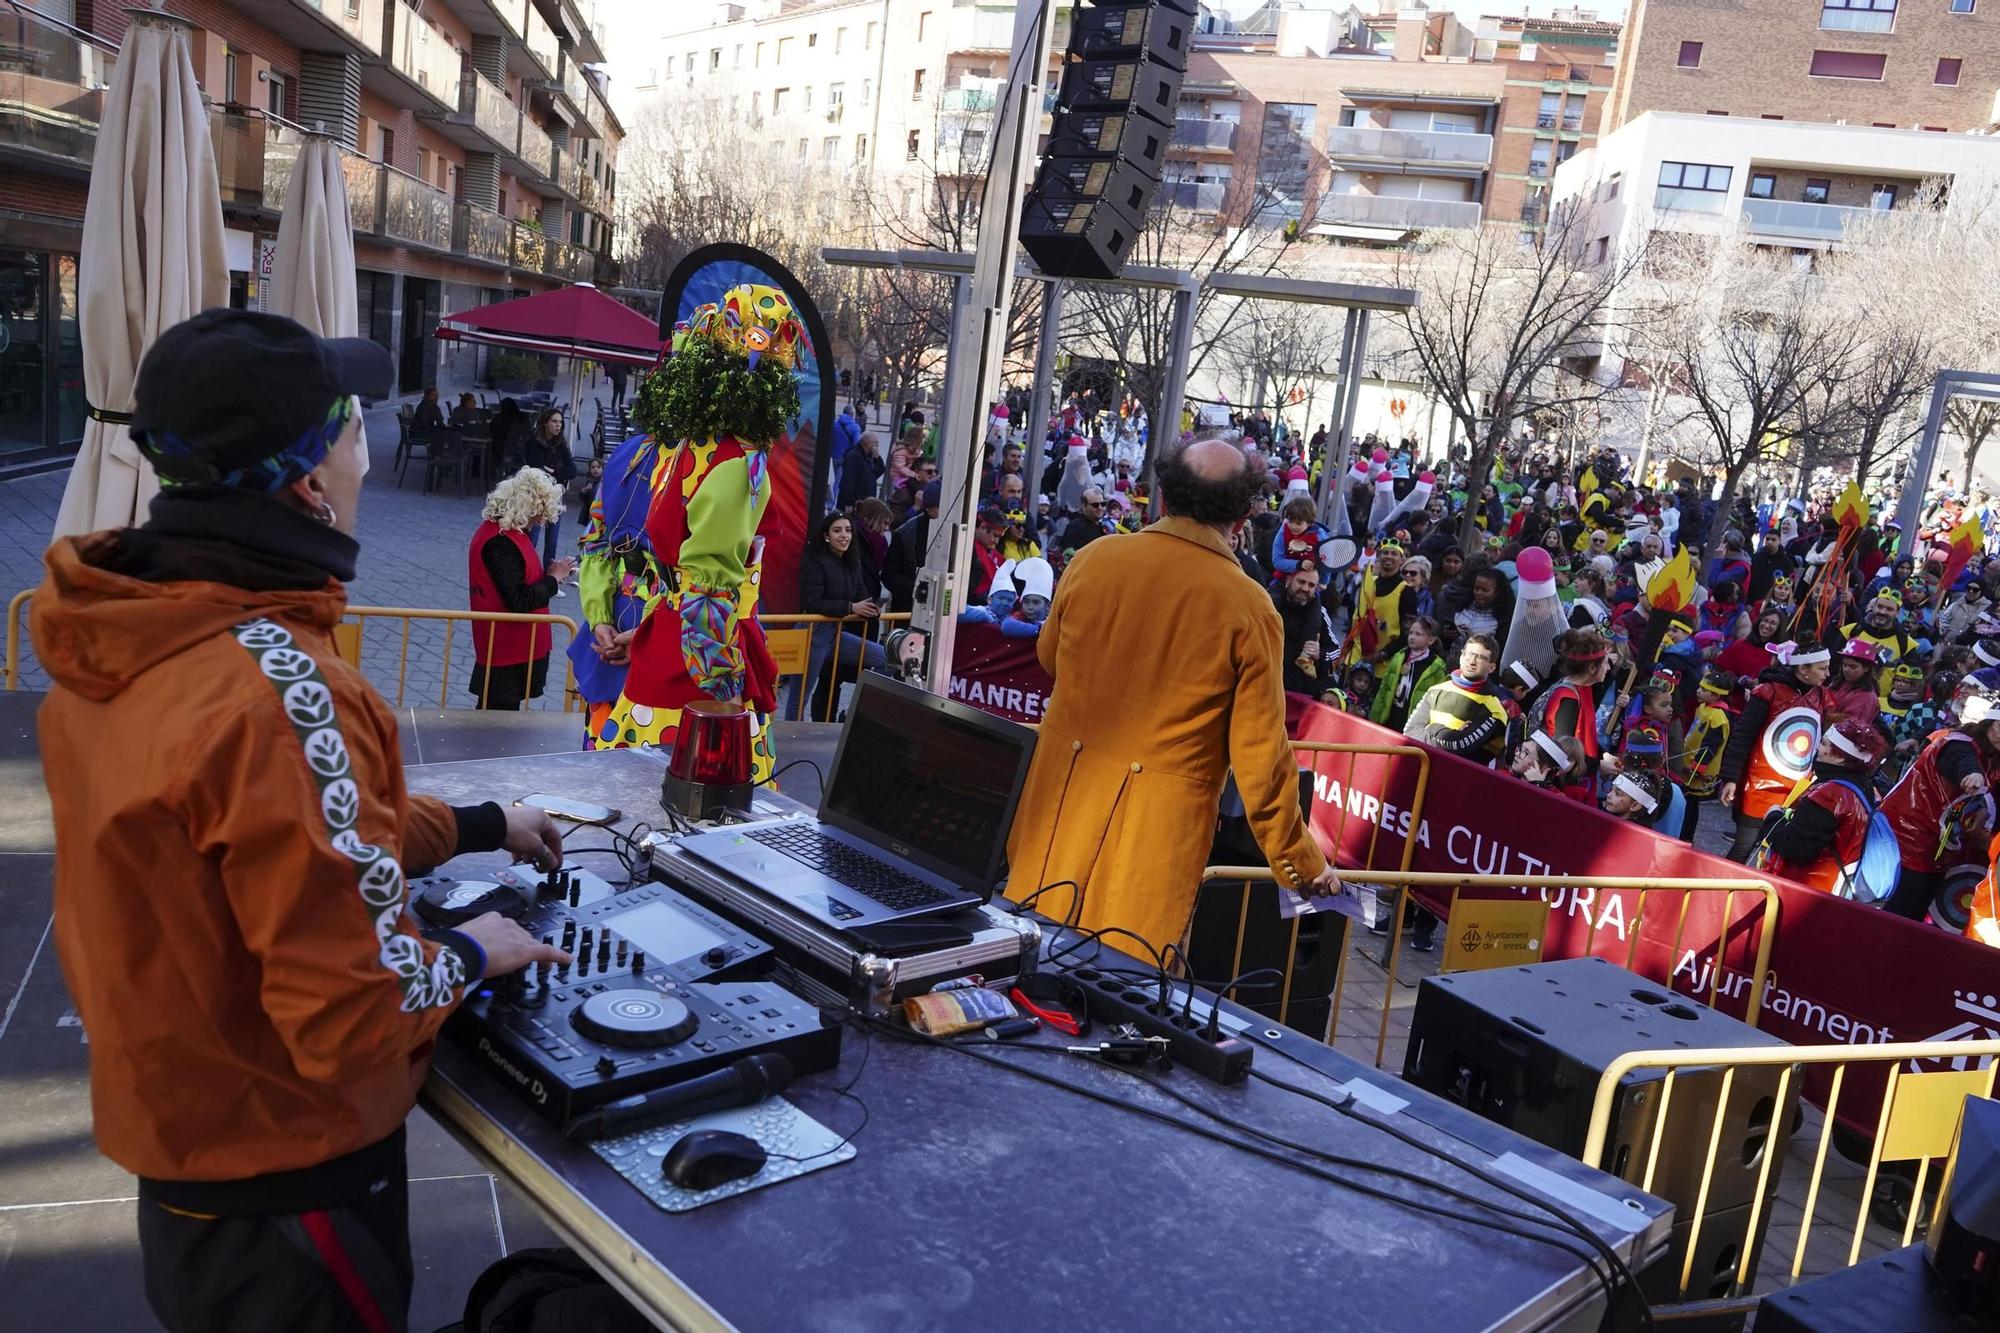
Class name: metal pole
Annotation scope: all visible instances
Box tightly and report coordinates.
[1895,374,1959,560]
[1317,308,1360,526]
[1025,280,1064,450]
[917,0,1057,696]
[1148,281,1197,497]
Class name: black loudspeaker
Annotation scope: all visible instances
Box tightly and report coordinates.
[1021,1,1194,281]
[1403,957,1802,1300]
[1927,1093,2000,1319]
[1184,772,1343,1041]
[1756,1243,1968,1331]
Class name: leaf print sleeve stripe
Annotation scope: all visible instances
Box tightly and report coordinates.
[231,618,468,1012]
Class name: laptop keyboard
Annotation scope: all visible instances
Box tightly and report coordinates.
[744,825,954,912]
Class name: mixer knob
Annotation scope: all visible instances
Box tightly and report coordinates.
[703,946,730,969]
[594,1056,616,1077]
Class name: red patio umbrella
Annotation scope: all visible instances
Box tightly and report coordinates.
[437,283,663,457]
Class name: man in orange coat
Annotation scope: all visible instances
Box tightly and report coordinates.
[1005,439,1339,956]
[34,312,568,1332]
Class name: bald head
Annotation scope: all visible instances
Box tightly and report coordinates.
[1159,438,1259,530]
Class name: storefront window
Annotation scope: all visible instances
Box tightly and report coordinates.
[56,255,83,448]
[0,249,48,457]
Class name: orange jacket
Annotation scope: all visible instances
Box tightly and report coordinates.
[35,533,480,1184]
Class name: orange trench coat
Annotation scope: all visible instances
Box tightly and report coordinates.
[1004,516,1328,956]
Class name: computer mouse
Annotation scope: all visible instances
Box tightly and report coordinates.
[661,1129,767,1192]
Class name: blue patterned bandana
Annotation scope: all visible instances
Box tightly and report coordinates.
[139,396,354,493]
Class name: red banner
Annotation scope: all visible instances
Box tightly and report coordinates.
[1290,700,2000,1125]
[948,622,1055,725]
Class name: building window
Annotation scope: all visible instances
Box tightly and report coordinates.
[1537,92,1560,128]
[803,85,813,110]
[1527,140,1552,176]
[867,21,878,49]
[1871,182,1898,210]
[919,10,931,41]
[1808,49,1888,79]
[751,90,762,120]
[755,42,764,68]
[1253,102,1316,221]
[1803,178,1830,203]
[266,71,288,117]
[823,136,839,160]
[856,133,868,159]
[835,27,846,54]
[777,36,791,64]
[962,129,987,161]
[223,48,239,104]
[734,44,744,67]
[829,82,845,106]
[1602,172,1622,201]
[907,129,921,160]
[1938,58,1964,86]
[710,48,721,71]
[1560,96,1583,130]
[913,69,926,99]
[1821,0,1897,32]
[1952,0,1976,12]
[862,78,872,105]
[1748,172,1776,198]
[808,32,818,48]
[1555,140,1578,165]
[1762,113,1785,120]
[1591,237,1609,264]
[773,87,788,113]
[1659,161,1730,192]
[1677,41,1702,69]
[798,139,809,161]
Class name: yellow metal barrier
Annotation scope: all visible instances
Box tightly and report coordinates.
[338,606,582,712]
[1582,1042,2000,1302]
[1199,867,1779,1068]
[761,612,911,722]
[4,588,27,691]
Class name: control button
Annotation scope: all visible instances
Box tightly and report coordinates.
[702,946,729,968]
[594,1056,617,1077]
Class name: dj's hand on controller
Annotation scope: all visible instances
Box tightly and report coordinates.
[502,804,565,871]
[459,911,571,978]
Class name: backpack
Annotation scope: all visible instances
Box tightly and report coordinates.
[443,1248,652,1333]
[1821,778,1900,904]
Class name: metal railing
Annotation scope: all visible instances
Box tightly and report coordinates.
[4,588,28,691]
[761,613,912,723]
[455,200,513,264]
[1582,1041,2000,1303]
[301,0,386,57]
[343,151,385,234]
[338,606,581,712]
[1201,865,1778,1068]
[1172,117,1238,152]
[1325,125,1492,168]
[388,0,463,107]
[558,52,588,112]
[1162,180,1226,213]
[382,164,453,250]
[0,0,116,172]
[458,68,521,153]
[1654,185,1730,215]
[516,114,555,180]
[1314,191,1483,231]
[522,1,560,77]
[511,220,549,272]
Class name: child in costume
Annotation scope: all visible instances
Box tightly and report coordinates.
[1757,719,1897,901]
[1270,496,1329,585]
[608,284,808,782]
[1678,671,1734,839]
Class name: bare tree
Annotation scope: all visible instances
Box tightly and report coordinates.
[1641,233,1864,567]
[1213,300,1345,428]
[1385,198,1641,547]
[1949,398,2000,490]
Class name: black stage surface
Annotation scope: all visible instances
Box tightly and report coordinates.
[1,692,1672,1330]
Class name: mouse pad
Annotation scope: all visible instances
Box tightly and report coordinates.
[588,1097,856,1213]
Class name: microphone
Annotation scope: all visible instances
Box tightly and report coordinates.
[562,1053,793,1141]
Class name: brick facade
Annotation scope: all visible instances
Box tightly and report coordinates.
[0,174,90,223]
[1610,0,2000,132]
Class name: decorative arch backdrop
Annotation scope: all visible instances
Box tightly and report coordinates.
[659,244,835,615]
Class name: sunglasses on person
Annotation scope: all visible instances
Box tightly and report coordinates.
[1083,499,1105,509]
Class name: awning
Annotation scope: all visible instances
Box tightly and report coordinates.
[435,281,663,367]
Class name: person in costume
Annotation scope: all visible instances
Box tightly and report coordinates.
[1839,590,1914,702]
[1827,638,1884,728]
[1271,495,1330,585]
[570,428,671,745]
[606,284,807,781]
[1888,667,1960,785]
[1752,572,1798,630]
[1717,641,1833,862]
[1758,719,1895,900]
[1372,614,1448,731]
[467,468,573,710]
[1679,671,1735,839]
[1878,687,2000,922]
[1346,539,1416,664]
[1531,627,1612,774]
[999,557,1056,639]
[1403,632,1516,764]
[1502,546,1565,683]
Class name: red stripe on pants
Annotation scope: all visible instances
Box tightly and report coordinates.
[299,1209,392,1333]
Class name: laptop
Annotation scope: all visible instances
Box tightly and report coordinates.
[675,674,1039,930]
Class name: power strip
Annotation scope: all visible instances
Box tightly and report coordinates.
[1066,964,1254,1086]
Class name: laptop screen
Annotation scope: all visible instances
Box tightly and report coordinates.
[820,676,1036,891]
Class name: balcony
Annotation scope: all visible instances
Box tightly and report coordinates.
[511,219,548,272]
[544,237,591,281]
[342,153,384,234]
[446,68,520,154]
[1171,118,1238,153]
[1314,191,1483,231]
[947,7,1016,53]
[1653,185,1730,215]
[1741,196,1868,243]
[378,2,463,111]
[581,86,608,140]
[1819,6,1896,33]
[521,3,559,78]
[381,165,452,250]
[0,1,116,176]
[454,200,512,265]
[514,115,555,184]
[212,107,278,209]
[556,53,589,122]
[229,0,384,59]
[1162,180,1226,213]
[575,165,601,212]
[1326,126,1493,170]
[941,84,1000,115]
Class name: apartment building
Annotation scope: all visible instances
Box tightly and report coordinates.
[1608,0,2000,133]
[1167,4,1617,241]
[0,0,622,462]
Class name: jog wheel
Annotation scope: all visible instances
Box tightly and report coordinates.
[571,989,699,1049]
[413,880,526,927]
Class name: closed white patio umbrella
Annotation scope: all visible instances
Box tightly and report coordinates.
[52,6,227,540]
[268,133,368,471]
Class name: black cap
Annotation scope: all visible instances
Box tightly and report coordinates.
[131,309,395,484]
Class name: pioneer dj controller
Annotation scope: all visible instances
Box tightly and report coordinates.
[414,863,842,1126]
